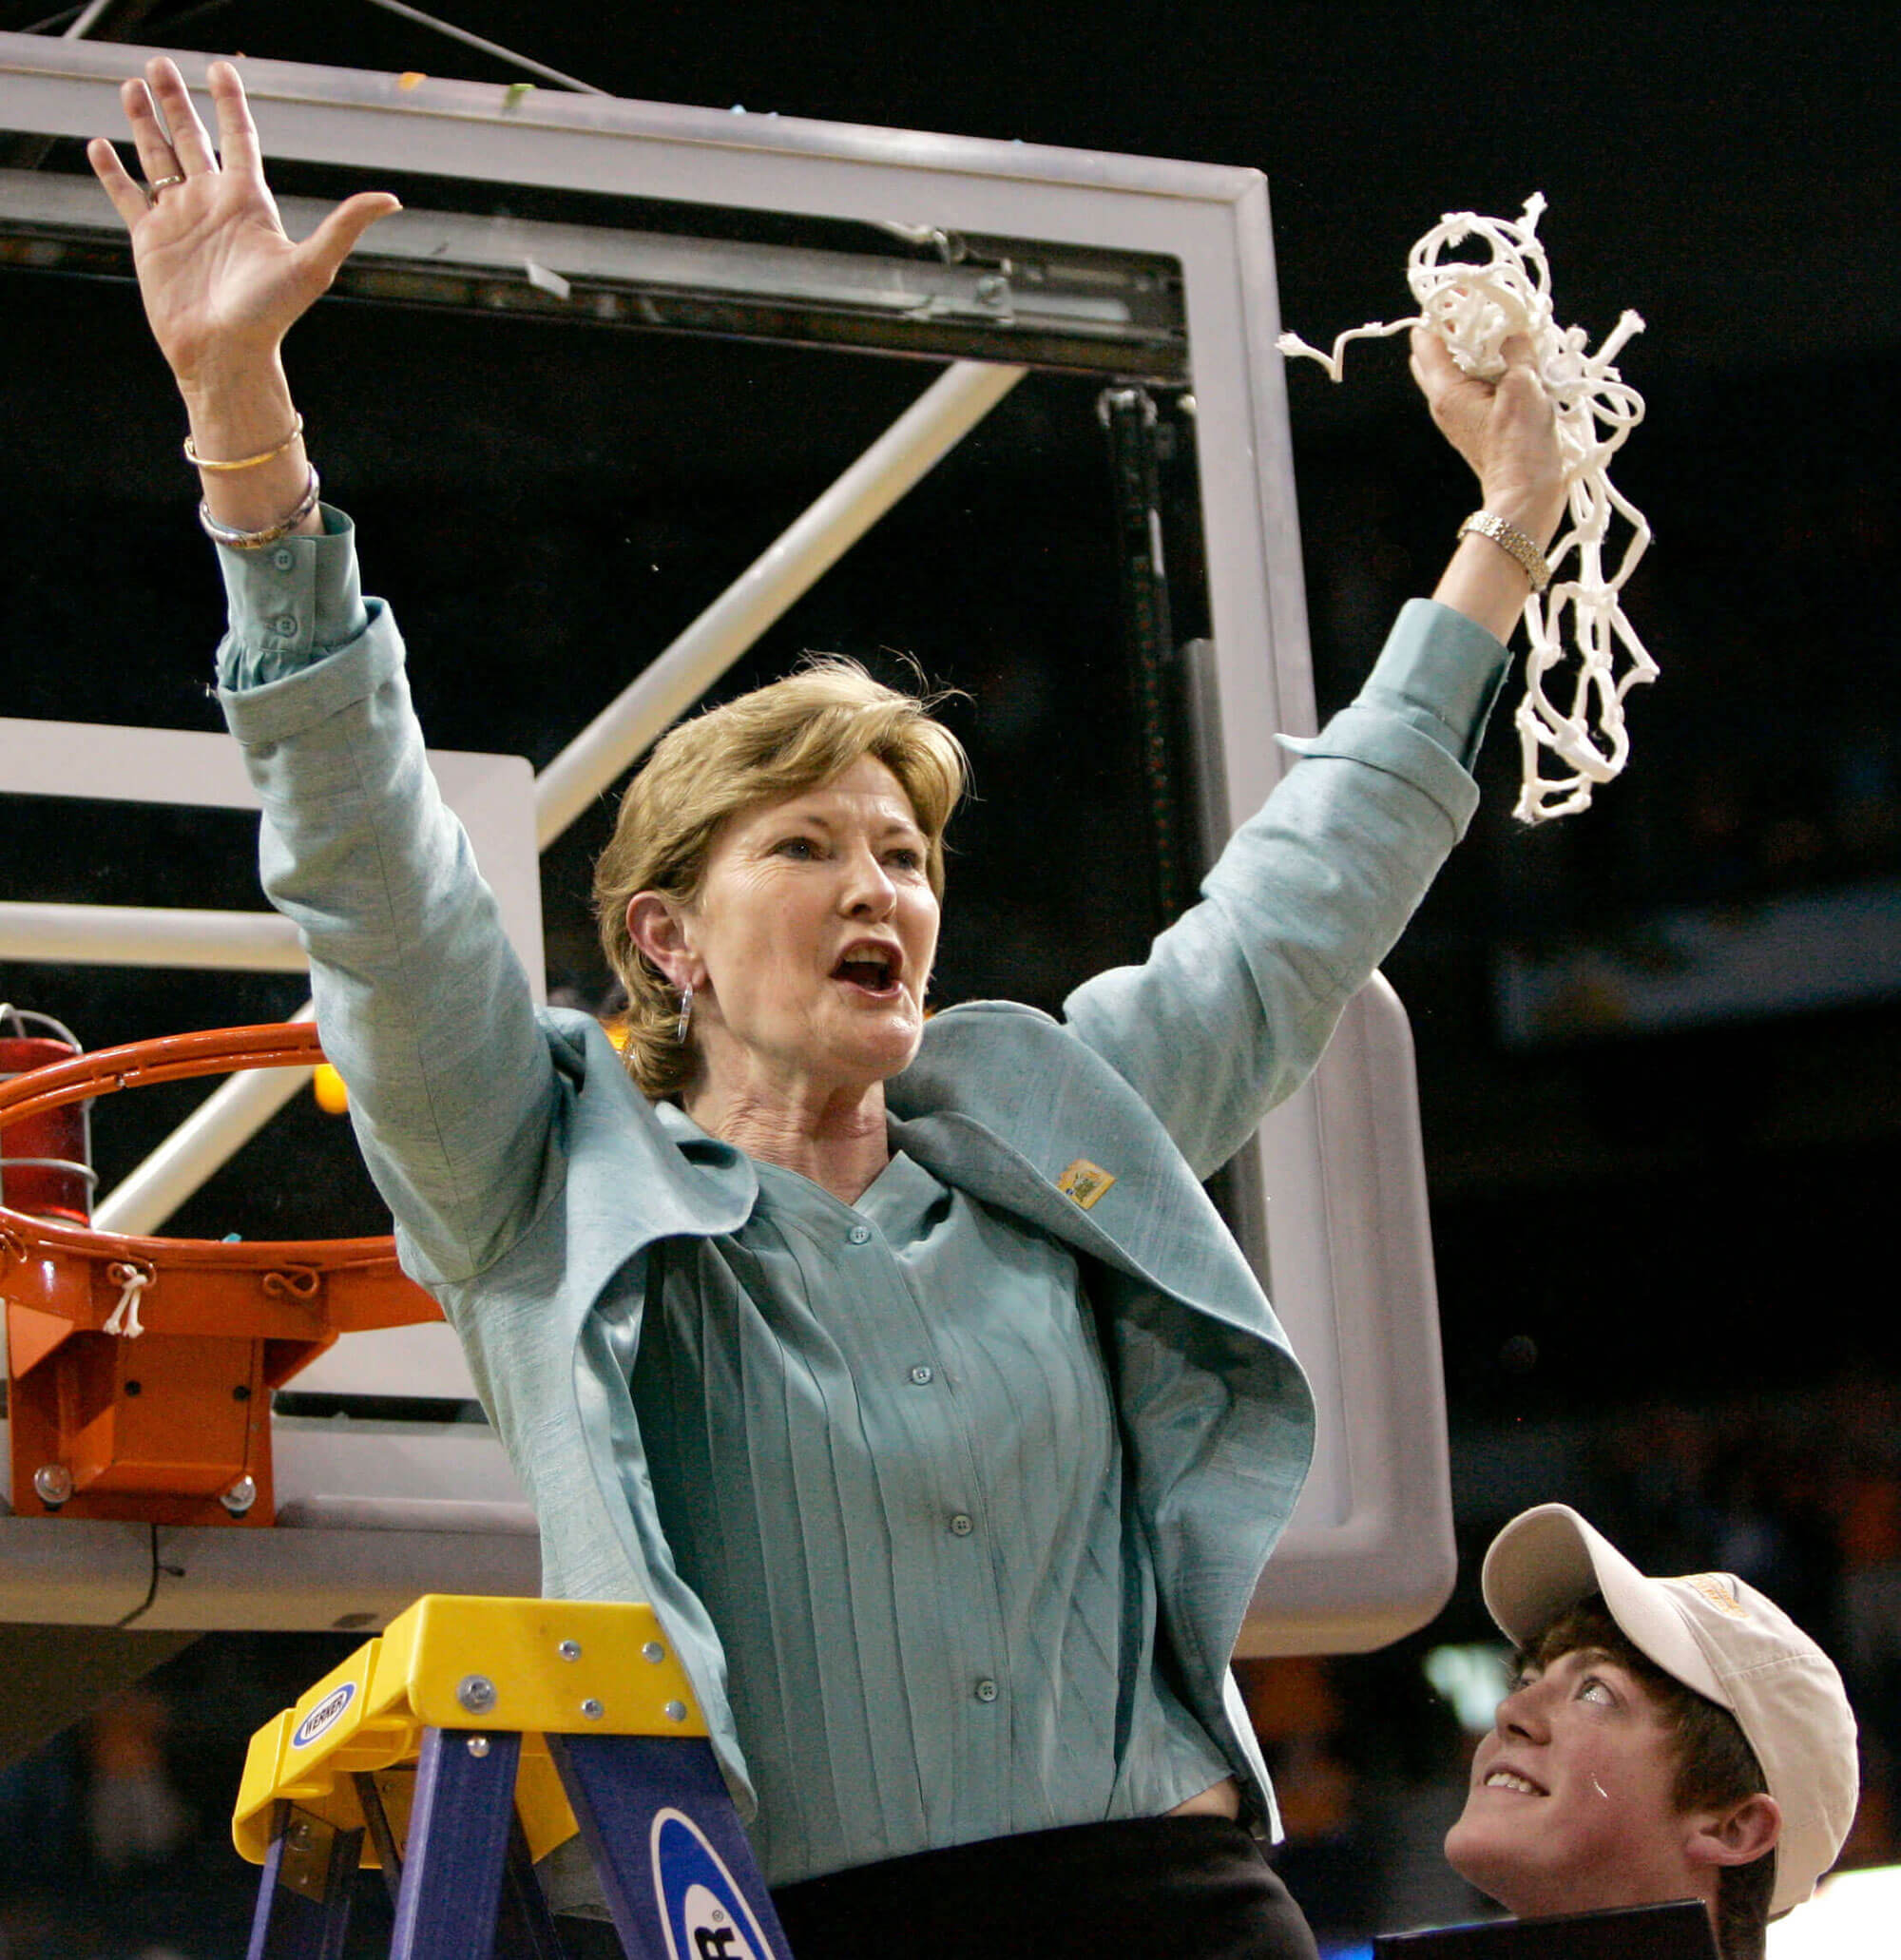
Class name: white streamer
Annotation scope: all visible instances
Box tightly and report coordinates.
[1279,194,1653,822]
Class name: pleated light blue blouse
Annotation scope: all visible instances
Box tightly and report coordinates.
[629,1106,1233,1887]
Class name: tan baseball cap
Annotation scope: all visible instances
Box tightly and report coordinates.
[1480,1504,1858,1918]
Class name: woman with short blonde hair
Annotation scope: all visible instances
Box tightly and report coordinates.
[94,56,1565,1960]
[594,659,967,1101]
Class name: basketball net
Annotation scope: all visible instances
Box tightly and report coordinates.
[1278,194,1652,822]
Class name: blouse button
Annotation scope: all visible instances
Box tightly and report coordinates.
[974,1679,999,1703]
[274,614,298,637]
[949,1513,974,1537]
[848,1224,872,1244]
[272,547,296,570]
[909,1364,933,1386]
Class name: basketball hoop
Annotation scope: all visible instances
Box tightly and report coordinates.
[0,1022,440,1528]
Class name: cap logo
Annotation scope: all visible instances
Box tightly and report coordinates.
[1679,1573,1747,1618]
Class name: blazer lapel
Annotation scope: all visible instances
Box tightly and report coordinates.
[893,1004,1292,1352]
[888,1107,1139,1272]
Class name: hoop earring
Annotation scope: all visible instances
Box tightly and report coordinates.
[675,984,694,1047]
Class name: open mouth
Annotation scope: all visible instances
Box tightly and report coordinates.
[832,946,903,996]
[1482,1768,1546,1797]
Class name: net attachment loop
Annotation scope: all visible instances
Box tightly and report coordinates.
[103,1259,154,1338]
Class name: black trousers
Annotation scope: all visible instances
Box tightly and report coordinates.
[561,1814,1319,1960]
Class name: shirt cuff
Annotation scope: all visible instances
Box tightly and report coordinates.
[213,504,374,691]
[1356,597,1512,770]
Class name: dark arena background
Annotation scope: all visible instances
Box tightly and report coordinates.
[1,3,1897,1953]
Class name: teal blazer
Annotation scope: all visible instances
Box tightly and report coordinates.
[219,529,1505,1832]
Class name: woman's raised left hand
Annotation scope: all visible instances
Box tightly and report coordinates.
[1411,327,1566,552]
[1412,326,1567,641]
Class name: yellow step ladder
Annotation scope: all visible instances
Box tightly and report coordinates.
[234,1594,792,1958]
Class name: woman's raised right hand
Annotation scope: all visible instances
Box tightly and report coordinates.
[87,56,398,404]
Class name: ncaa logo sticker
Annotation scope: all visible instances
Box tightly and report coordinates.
[649,1808,775,1960]
[291,1681,357,1750]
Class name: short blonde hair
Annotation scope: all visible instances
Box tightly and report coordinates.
[594,658,968,1099]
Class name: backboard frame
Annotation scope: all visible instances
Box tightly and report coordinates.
[0,29,1452,1650]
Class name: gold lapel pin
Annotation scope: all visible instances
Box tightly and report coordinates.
[1056,1159,1117,1210]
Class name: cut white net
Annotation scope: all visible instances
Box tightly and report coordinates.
[1278,194,1652,822]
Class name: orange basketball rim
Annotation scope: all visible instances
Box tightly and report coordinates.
[0,1023,440,1529]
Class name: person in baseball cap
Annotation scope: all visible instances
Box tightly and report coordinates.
[1443,1504,1858,1960]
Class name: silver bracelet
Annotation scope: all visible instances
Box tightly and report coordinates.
[198,465,322,550]
[1457,509,1552,593]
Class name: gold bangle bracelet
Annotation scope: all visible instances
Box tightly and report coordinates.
[184,413,305,473]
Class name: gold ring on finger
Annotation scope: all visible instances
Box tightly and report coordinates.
[144,173,187,205]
